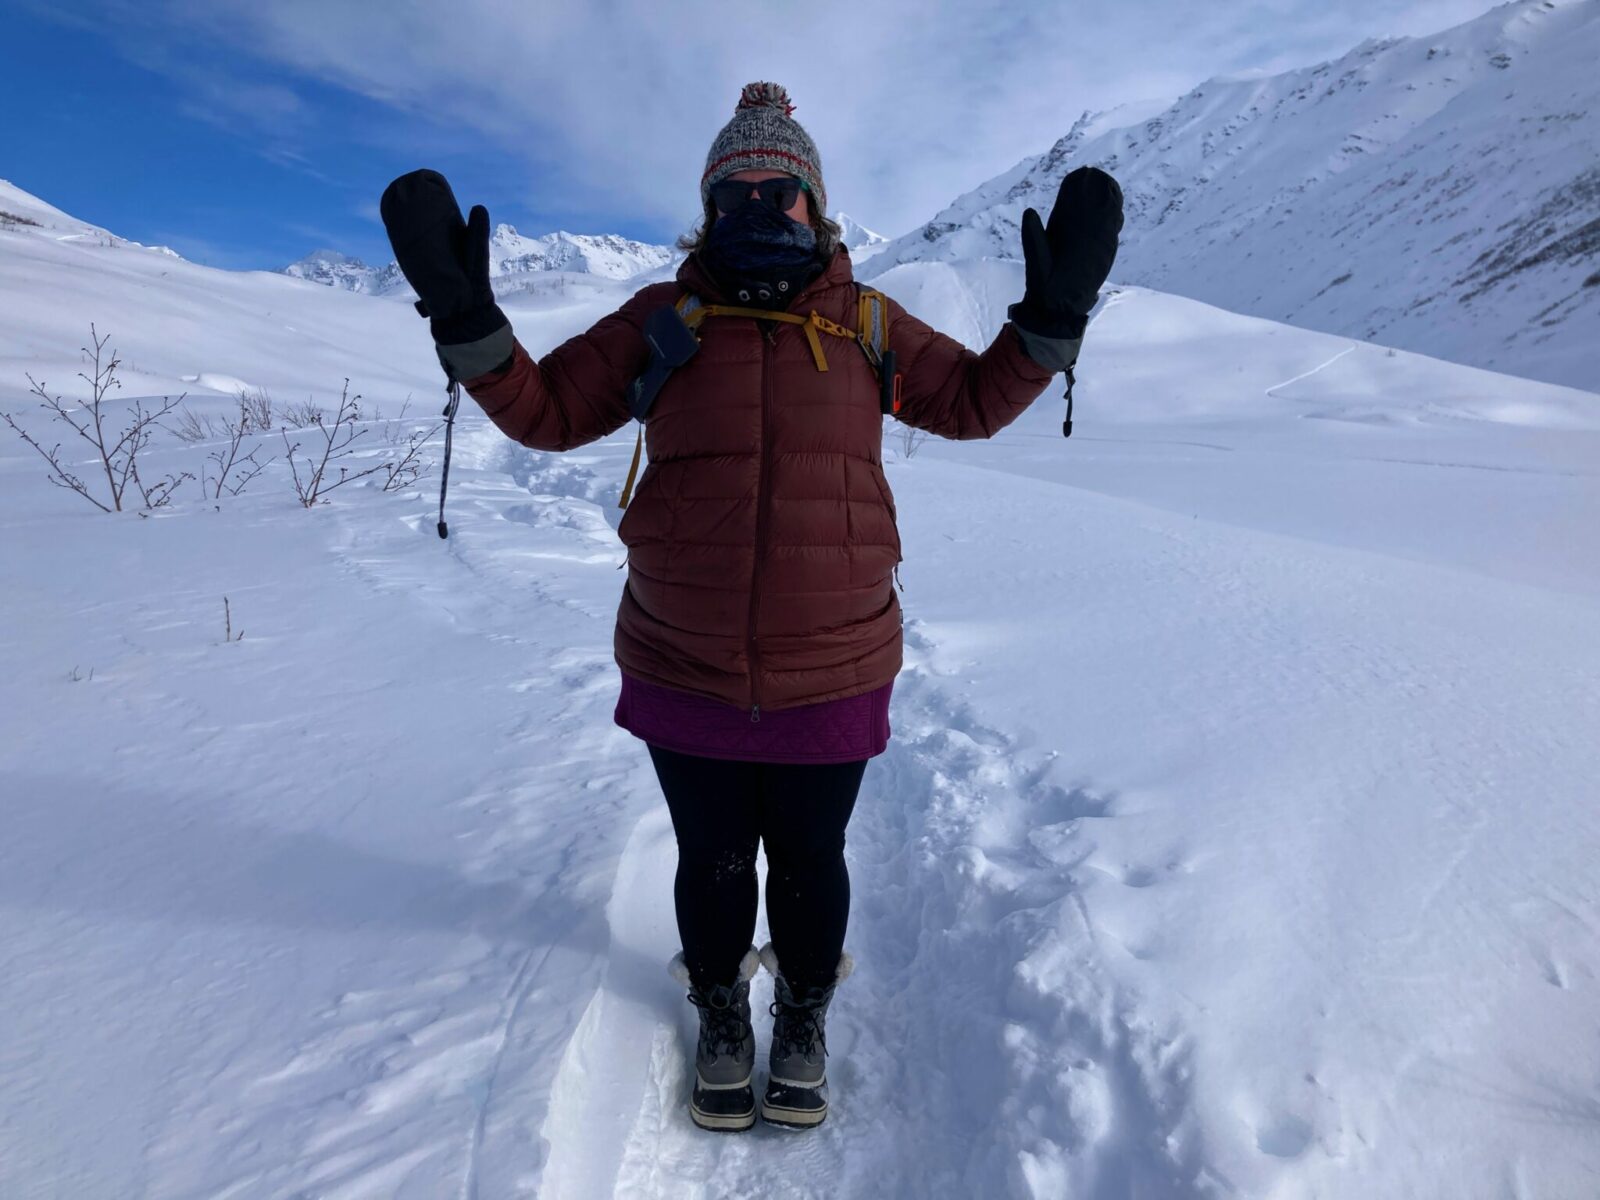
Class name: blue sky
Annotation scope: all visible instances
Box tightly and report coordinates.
[3,0,1500,272]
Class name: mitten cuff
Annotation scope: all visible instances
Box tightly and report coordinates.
[434,310,513,382]
[1007,306,1084,373]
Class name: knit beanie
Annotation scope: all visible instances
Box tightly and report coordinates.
[701,82,826,218]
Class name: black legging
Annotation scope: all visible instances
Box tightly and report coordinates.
[647,743,867,994]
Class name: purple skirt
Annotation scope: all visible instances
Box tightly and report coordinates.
[614,670,894,764]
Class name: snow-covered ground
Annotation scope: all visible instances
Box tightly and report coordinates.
[3,200,1598,1199]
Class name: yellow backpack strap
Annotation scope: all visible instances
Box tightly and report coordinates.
[692,304,834,371]
[619,425,644,509]
[694,303,803,323]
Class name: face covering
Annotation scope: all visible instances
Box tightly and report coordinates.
[700,199,823,309]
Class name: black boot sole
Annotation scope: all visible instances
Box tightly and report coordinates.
[691,1078,756,1132]
[760,1079,828,1128]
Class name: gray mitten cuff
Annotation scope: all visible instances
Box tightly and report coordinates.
[1009,322,1083,374]
[435,323,515,383]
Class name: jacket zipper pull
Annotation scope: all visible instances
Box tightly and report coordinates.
[894,563,904,592]
[750,704,761,723]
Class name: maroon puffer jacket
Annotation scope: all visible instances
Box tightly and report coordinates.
[461,245,1056,718]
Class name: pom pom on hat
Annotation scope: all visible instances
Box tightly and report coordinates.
[736,81,796,117]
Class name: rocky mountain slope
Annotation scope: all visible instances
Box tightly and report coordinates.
[861,0,1600,392]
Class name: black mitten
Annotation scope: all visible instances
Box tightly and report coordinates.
[1008,166,1124,340]
[379,169,506,346]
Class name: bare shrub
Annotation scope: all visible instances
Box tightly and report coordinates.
[280,379,393,506]
[280,397,325,429]
[238,387,274,431]
[170,395,273,496]
[2,324,193,511]
[369,396,443,493]
[379,422,443,492]
[1,210,44,230]
[896,419,929,460]
[279,383,445,505]
[204,398,273,499]
[170,406,219,443]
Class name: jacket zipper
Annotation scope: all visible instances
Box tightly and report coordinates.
[749,322,777,722]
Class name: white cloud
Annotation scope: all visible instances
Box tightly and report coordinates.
[91,0,1506,238]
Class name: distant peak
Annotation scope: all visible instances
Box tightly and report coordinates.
[834,212,888,248]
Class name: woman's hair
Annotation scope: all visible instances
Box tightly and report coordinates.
[677,195,843,261]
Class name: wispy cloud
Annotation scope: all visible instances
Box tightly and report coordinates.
[174,76,307,139]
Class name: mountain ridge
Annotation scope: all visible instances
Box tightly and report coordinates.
[860,0,1600,391]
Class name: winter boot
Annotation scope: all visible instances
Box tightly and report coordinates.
[668,946,761,1132]
[757,941,852,1129]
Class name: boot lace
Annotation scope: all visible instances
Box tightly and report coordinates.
[688,987,751,1058]
[769,987,829,1060]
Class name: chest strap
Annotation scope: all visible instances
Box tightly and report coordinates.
[684,304,859,373]
[619,288,895,510]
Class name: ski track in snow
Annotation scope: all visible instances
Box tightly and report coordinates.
[534,617,1198,1200]
[1262,347,1358,399]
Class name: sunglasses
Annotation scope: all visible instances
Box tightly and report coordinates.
[710,175,807,215]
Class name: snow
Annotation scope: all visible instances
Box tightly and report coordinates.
[3,177,1600,1199]
[833,213,890,263]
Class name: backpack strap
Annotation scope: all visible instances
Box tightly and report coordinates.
[620,288,896,508]
[621,291,704,510]
[620,418,646,509]
[855,287,902,416]
[688,304,842,372]
[857,287,888,369]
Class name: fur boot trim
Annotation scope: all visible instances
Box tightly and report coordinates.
[757,940,854,987]
[667,945,761,990]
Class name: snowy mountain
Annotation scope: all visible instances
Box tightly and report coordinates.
[4,179,1600,1199]
[833,211,889,261]
[483,224,676,280]
[280,248,404,295]
[861,0,1600,392]
[280,224,678,299]
[1,177,181,258]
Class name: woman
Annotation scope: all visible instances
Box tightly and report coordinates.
[380,81,1122,1133]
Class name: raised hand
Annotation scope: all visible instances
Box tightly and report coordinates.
[379,169,503,345]
[1008,165,1124,340]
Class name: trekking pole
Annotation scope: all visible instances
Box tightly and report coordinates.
[1062,364,1076,438]
[437,379,461,538]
